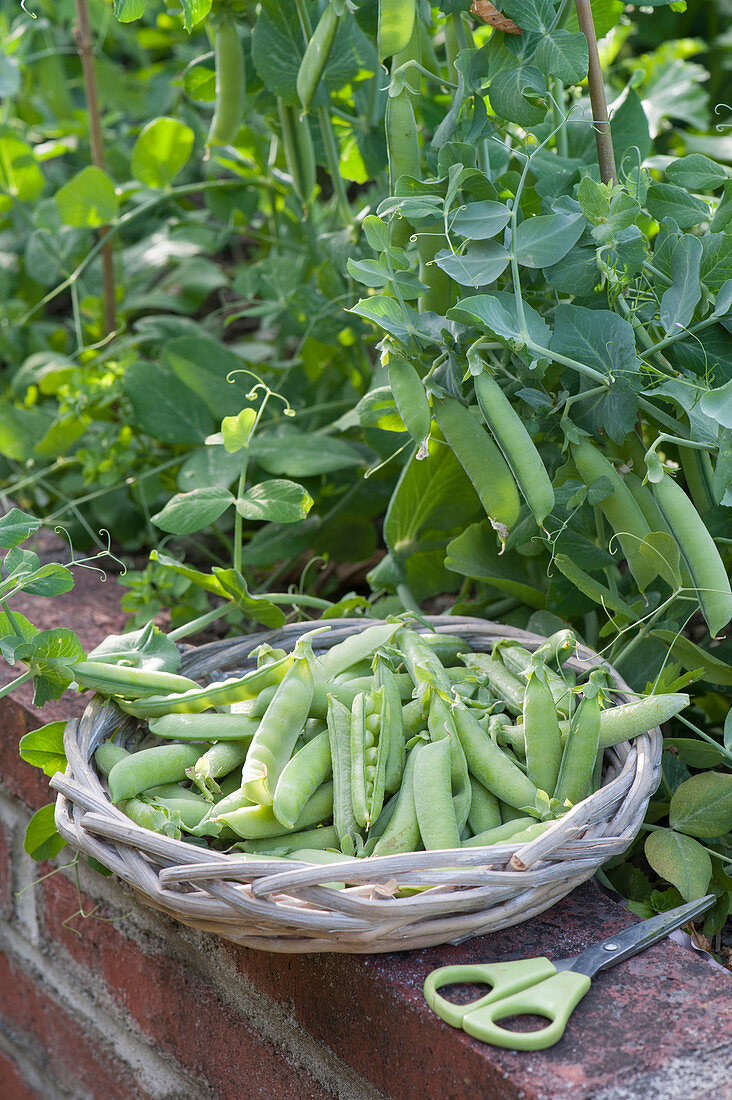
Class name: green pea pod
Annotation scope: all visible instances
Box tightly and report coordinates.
[277,99,316,206]
[207,15,245,147]
[94,741,130,776]
[570,437,654,591]
[186,740,250,801]
[71,661,198,700]
[386,84,420,192]
[462,817,541,848]
[554,690,602,804]
[237,824,340,855]
[148,713,261,741]
[417,223,453,316]
[108,744,207,803]
[467,776,502,835]
[522,664,563,796]
[452,700,539,811]
[118,797,182,838]
[241,639,315,806]
[297,3,341,114]
[652,470,732,638]
[327,695,361,843]
[474,371,554,525]
[387,353,430,449]
[147,792,211,830]
[395,624,451,704]
[495,643,575,718]
[316,622,401,681]
[350,689,389,828]
[462,653,525,715]
[218,781,334,839]
[273,730,332,829]
[118,654,293,719]
[434,396,521,530]
[413,738,461,850]
[508,692,690,754]
[428,692,471,832]
[371,742,423,856]
[378,0,416,61]
[679,447,715,516]
[374,657,405,795]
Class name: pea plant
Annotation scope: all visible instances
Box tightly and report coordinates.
[0,0,730,944]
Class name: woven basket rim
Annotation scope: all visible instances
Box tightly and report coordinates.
[52,617,662,953]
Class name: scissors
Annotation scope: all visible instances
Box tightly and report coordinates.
[423,894,716,1051]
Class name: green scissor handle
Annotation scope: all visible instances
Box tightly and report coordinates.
[461,969,592,1051]
[423,957,557,1029]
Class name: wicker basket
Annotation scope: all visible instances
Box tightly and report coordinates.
[51,618,662,953]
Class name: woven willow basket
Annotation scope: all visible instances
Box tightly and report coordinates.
[52,617,662,953]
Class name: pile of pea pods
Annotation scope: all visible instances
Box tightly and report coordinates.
[75,622,689,862]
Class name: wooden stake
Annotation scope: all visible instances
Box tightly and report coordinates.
[574,0,617,185]
[74,0,116,336]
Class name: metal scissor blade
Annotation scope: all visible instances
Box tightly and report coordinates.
[565,894,717,979]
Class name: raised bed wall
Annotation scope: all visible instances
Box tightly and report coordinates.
[0,559,731,1100]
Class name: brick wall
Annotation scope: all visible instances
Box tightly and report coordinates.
[0,556,730,1100]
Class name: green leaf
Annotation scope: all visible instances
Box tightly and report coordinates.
[669,773,732,839]
[664,739,725,769]
[211,568,287,627]
[646,184,710,229]
[21,563,75,598]
[250,430,364,476]
[666,154,728,191]
[446,521,547,608]
[660,234,703,337]
[149,551,226,598]
[236,480,314,524]
[362,215,390,252]
[610,90,652,169]
[178,0,212,31]
[15,628,86,708]
[553,554,634,616]
[652,630,732,686]
[701,234,732,295]
[551,305,638,380]
[131,117,195,189]
[88,621,181,673]
[24,804,67,861]
[450,200,512,241]
[19,722,67,777]
[163,336,254,420]
[544,246,599,296]
[513,213,585,268]
[355,387,405,432]
[349,296,413,342]
[699,379,732,430]
[533,30,588,84]
[222,408,257,454]
[434,241,510,287]
[0,508,41,549]
[151,487,234,536]
[447,295,520,342]
[502,0,554,32]
[0,609,38,664]
[124,361,215,444]
[489,65,546,128]
[55,166,118,228]
[644,828,712,902]
[113,0,146,21]
[178,446,242,491]
[0,134,45,201]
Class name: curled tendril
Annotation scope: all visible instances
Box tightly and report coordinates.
[225,369,295,417]
[53,525,126,579]
[714,103,732,132]
[20,0,37,15]
[298,556,327,594]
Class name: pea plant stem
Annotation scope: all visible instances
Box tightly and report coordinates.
[0,670,34,701]
[74,0,116,337]
[574,0,616,184]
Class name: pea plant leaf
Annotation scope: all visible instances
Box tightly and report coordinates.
[14,629,86,708]
[513,213,585,268]
[55,166,119,228]
[533,30,588,84]
[0,508,41,548]
[434,241,510,287]
[0,609,38,664]
[24,803,67,861]
[660,234,703,337]
[210,568,287,627]
[88,621,181,673]
[19,721,67,777]
[152,487,234,536]
[236,480,314,524]
[669,773,732,838]
[449,200,512,240]
[131,118,195,189]
[551,305,639,381]
[644,828,712,902]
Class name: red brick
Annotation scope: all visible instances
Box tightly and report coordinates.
[0,698,53,812]
[0,1048,40,1100]
[0,952,154,1100]
[40,873,335,1100]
